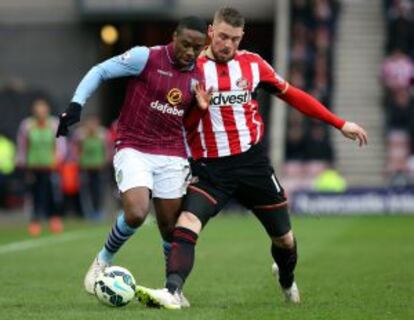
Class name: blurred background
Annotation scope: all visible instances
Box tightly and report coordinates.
[0,0,414,233]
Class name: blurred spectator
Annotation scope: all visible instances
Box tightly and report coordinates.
[0,132,16,208]
[312,0,337,29]
[60,159,81,218]
[285,125,306,161]
[304,124,334,163]
[0,78,53,140]
[385,0,414,54]
[72,115,112,220]
[292,0,310,24]
[313,168,347,192]
[386,88,414,131]
[380,49,414,93]
[283,0,340,192]
[16,99,65,236]
[385,130,411,186]
[313,26,331,54]
[382,3,414,185]
[289,65,307,89]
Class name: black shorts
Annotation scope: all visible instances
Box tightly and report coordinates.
[183,143,291,237]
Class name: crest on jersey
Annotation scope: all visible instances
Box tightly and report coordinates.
[236,77,249,89]
[166,88,183,106]
[121,50,131,61]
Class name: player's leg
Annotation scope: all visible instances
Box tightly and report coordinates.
[84,148,153,294]
[153,198,181,263]
[137,160,232,309]
[47,170,64,233]
[147,198,194,309]
[84,187,151,294]
[253,203,300,303]
[151,157,190,270]
[166,161,231,295]
[28,170,42,236]
[236,164,300,303]
[136,194,216,310]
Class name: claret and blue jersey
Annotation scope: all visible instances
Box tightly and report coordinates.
[72,43,202,158]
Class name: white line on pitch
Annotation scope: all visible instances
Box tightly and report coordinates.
[0,230,93,255]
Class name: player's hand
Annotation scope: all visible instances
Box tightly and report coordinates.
[56,102,82,137]
[195,83,213,110]
[340,121,368,147]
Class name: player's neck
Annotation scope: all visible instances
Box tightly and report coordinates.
[205,46,215,60]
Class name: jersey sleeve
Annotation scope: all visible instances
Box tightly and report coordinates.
[279,85,346,129]
[257,57,289,95]
[71,46,150,106]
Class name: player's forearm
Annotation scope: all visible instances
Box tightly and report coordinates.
[280,85,345,129]
[71,65,106,106]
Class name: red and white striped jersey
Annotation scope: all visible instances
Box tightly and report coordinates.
[188,50,289,160]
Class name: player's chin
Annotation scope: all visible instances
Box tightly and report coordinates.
[179,58,193,67]
[217,52,233,63]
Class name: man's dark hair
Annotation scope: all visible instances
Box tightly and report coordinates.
[176,16,207,34]
[213,7,245,28]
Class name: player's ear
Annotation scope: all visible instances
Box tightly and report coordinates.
[208,24,214,38]
[173,31,178,42]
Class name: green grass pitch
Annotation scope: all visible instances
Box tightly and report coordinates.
[0,214,413,320]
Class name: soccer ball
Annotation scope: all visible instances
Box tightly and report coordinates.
[94,266,136,307]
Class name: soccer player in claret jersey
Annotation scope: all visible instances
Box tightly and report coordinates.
[136,7,368,309]
[56,17,210,306]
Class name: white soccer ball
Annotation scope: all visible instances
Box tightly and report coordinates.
[94,266,136,307]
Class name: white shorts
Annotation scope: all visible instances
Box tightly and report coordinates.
[113,148,190,199]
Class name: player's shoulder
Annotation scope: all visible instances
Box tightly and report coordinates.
[148,45,163,51]
[120,46,150,62]
[19,117,32,129]
[236,50,266,63]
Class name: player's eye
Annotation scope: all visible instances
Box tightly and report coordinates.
[219,33,228,41]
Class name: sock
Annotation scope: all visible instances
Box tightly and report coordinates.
[162,241,172,277]
[271,239,298,289]
[98,212,137,263]
[163,241,172,261]
[166,227,198,293]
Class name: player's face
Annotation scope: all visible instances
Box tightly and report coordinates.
[173,29,206,69]
[209,21,244,63]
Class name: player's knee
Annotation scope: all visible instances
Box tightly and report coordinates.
[177,211,202,234]
[272,230,295,249]
[123,201,150,227]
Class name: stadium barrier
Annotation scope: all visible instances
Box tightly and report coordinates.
[291,187,414,215]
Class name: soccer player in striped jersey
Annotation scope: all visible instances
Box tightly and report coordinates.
[56,17,211,306]
[136,7,368,309]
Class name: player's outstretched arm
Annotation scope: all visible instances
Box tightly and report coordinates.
[278,85,368,147]
[56,46,150,137]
